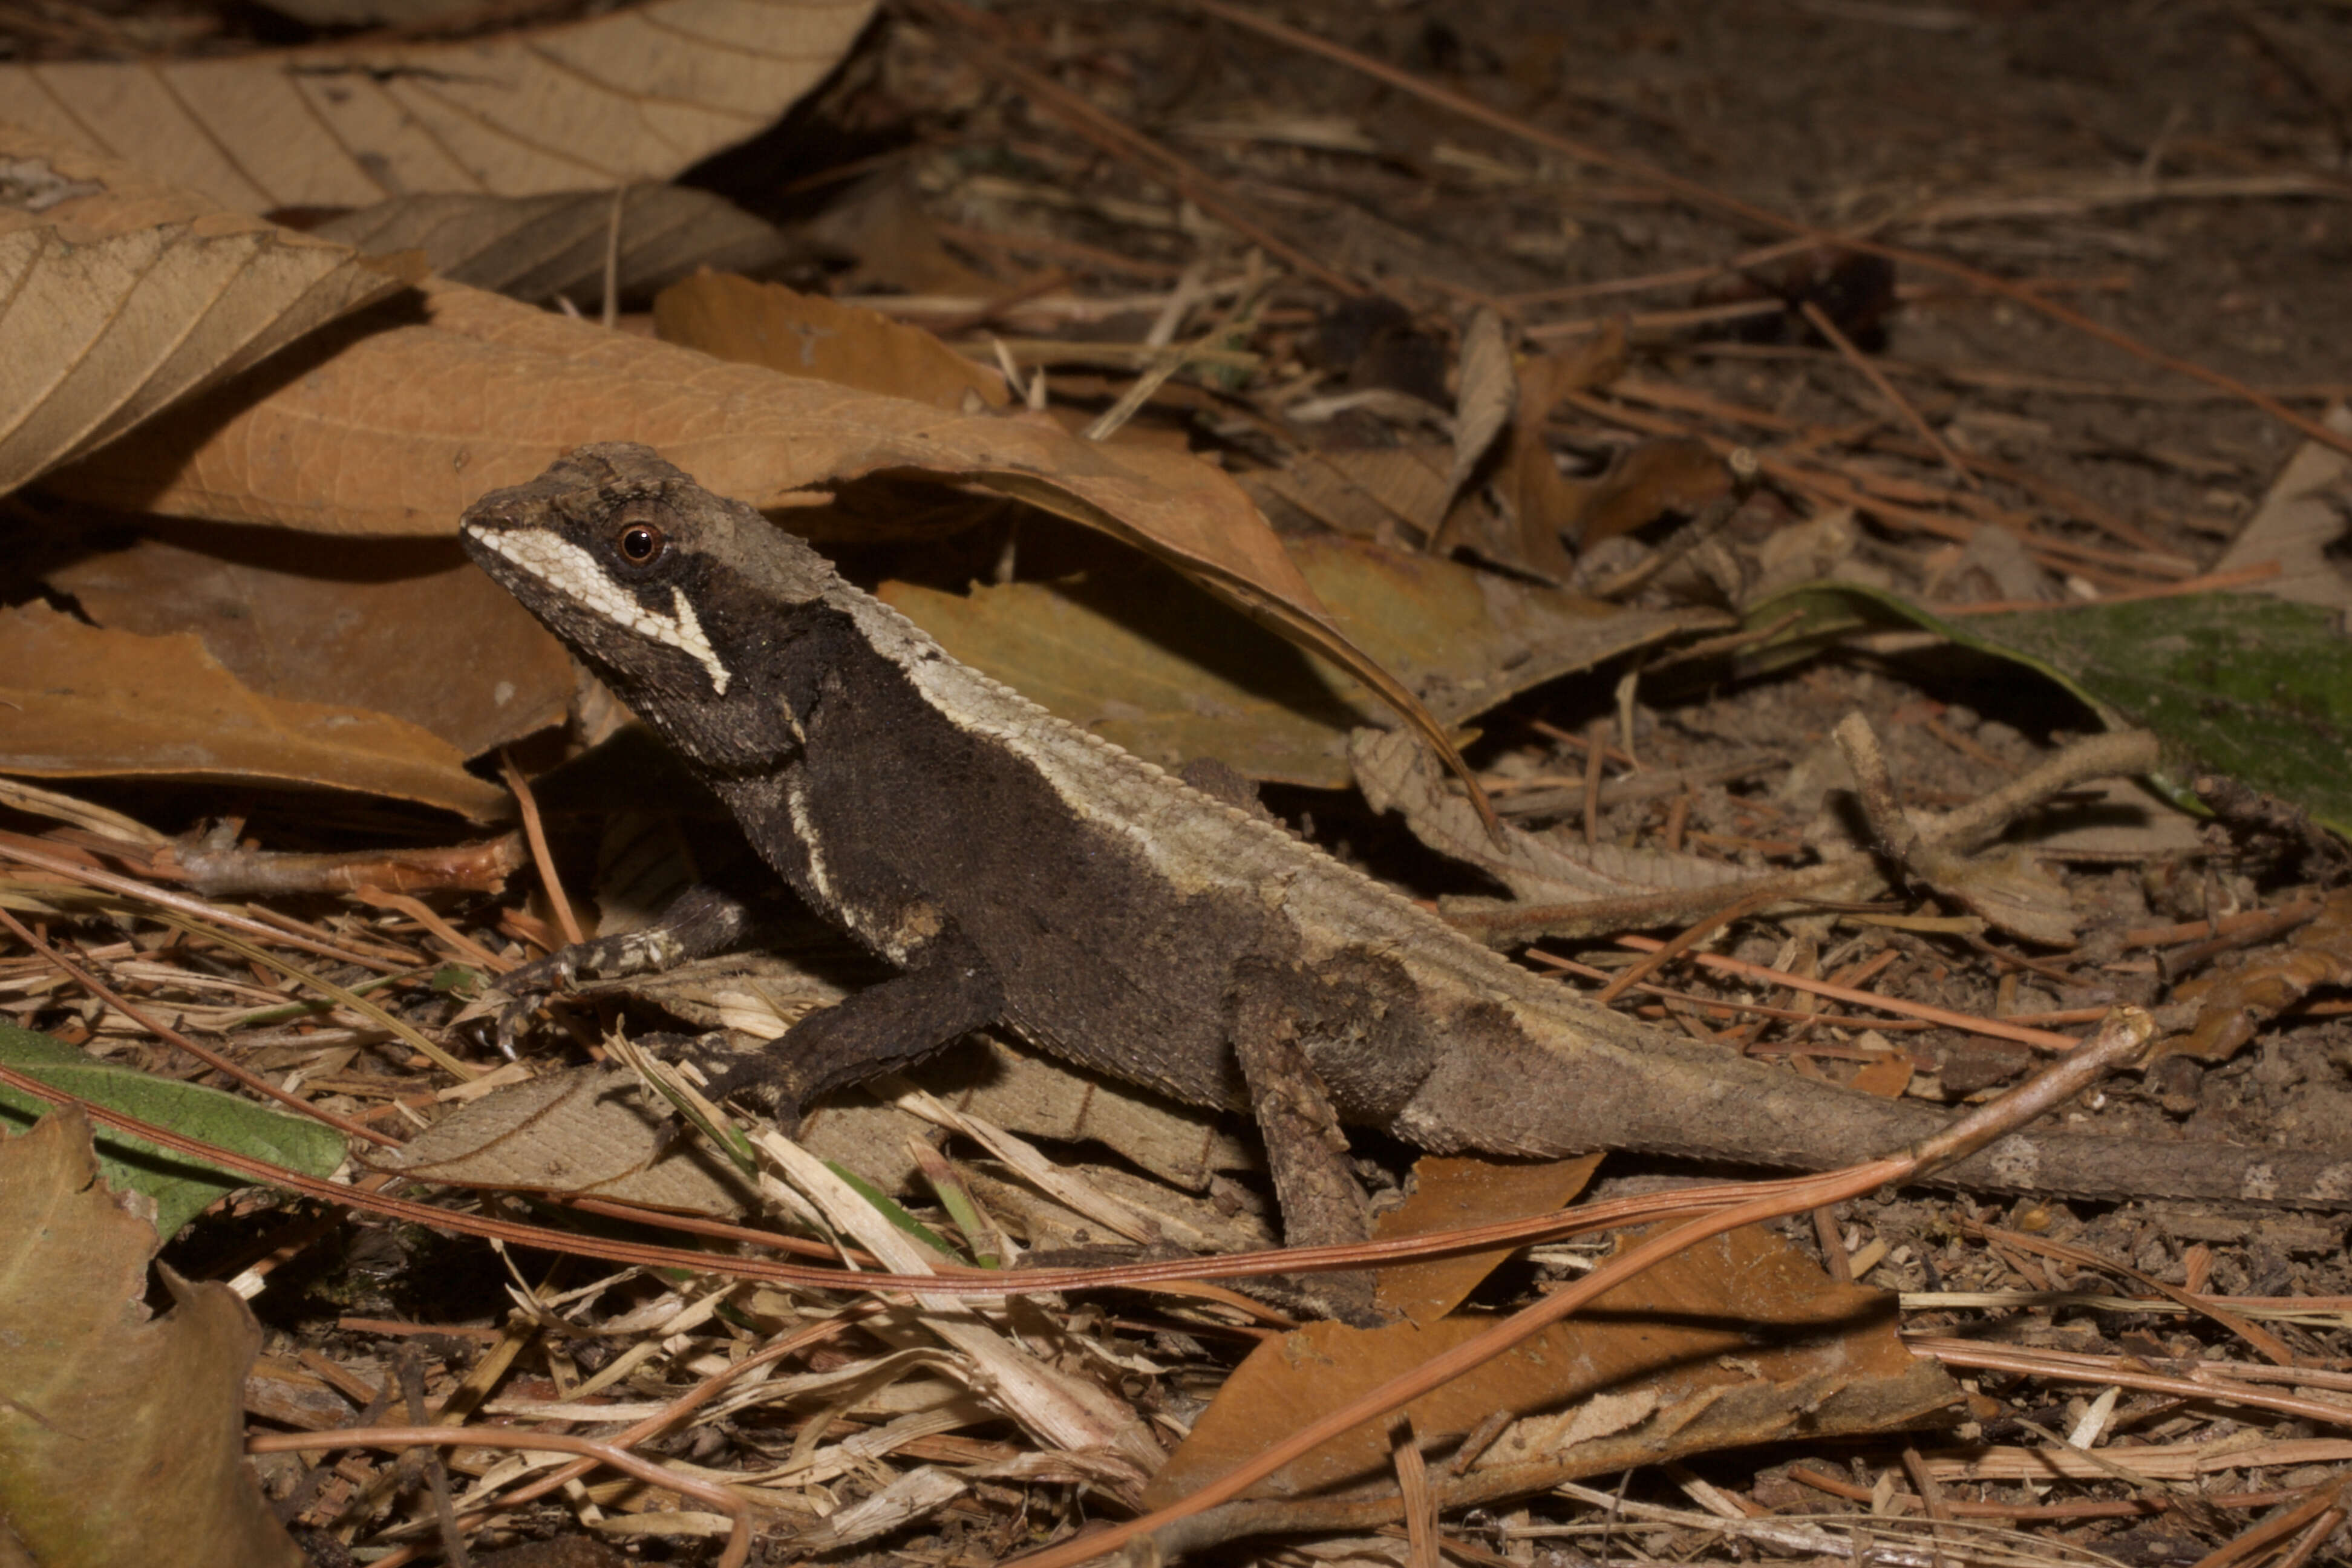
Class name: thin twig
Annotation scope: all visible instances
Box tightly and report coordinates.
[500,751,581,947]
[1798,297,1976,486]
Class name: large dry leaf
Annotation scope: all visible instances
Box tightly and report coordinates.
[48,521,572,760]
[882,535,1715,786]
[54,278,1471,774]
[0,0,878,215]
[0,1108,304,1567]
[656,270,1010,410]
[1146,1221,1957,1506]
[312,185,805,309]
[0,121,413,495]
[0,602,509,818]
[384,1062,770,1214]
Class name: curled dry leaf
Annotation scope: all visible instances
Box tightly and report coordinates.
[0,1108,304,1568]
[1146,1220,1956,1506]
[0,0,878,214]
[52,277,1472,781]
[0,601,510,818]
[0,120,414,495]
[656,270,1010,410]
[2167,887,2352,1065]
[1436,321,1630,580]
[313,184,808,310]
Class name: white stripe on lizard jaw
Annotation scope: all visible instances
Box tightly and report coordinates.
[466,524,733,696]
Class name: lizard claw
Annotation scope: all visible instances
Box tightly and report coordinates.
[484,946,589,1060]
[685,1049,811,1136]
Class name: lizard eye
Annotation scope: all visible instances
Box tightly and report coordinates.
[614,521,667,566]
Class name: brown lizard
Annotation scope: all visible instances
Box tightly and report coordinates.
[460,443,2352,1233]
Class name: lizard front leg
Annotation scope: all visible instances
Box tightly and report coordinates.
[698,932,1005,1126]
[489,880,783,1056]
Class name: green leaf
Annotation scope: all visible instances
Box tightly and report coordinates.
[0,1026,345,1240]
[431,964,483,995]
[1743,583,2352,835]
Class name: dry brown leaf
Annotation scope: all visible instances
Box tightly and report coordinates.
[1447,321,1625,580]
[54,277,1470,780]
[655,270,1010,410]
[1851,1048,1915,1099]
[1445,306,1514,499]
[383,1063,769,1214]
[0,0,877,215]
[0,1108,304,1567]
[1146,1221,1956,1506]
[1573,436,1731,549]
[1251,445,1456,541]
[0,601,508,818]
[2215,401,2352,610]
[312,185,805,309]
[1372,1154,1601,1327]
[2168,887,2352,1063]
[1,121,414,495]
[884,536,1715,786]
[48,521,572,759]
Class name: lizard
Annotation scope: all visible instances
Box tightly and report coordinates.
[458,442,2352,1231]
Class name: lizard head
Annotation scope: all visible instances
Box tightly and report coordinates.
[460,442,836,769]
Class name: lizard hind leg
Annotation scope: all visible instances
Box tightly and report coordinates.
[697,934,1007,1129]
[1230,972,1385,1324]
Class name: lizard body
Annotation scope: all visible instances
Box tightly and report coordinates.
[461,445,2352,1211]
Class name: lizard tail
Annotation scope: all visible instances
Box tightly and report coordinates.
[1392,1019,2352,1209]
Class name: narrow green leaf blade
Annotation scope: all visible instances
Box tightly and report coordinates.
[0,1026,346,1239]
